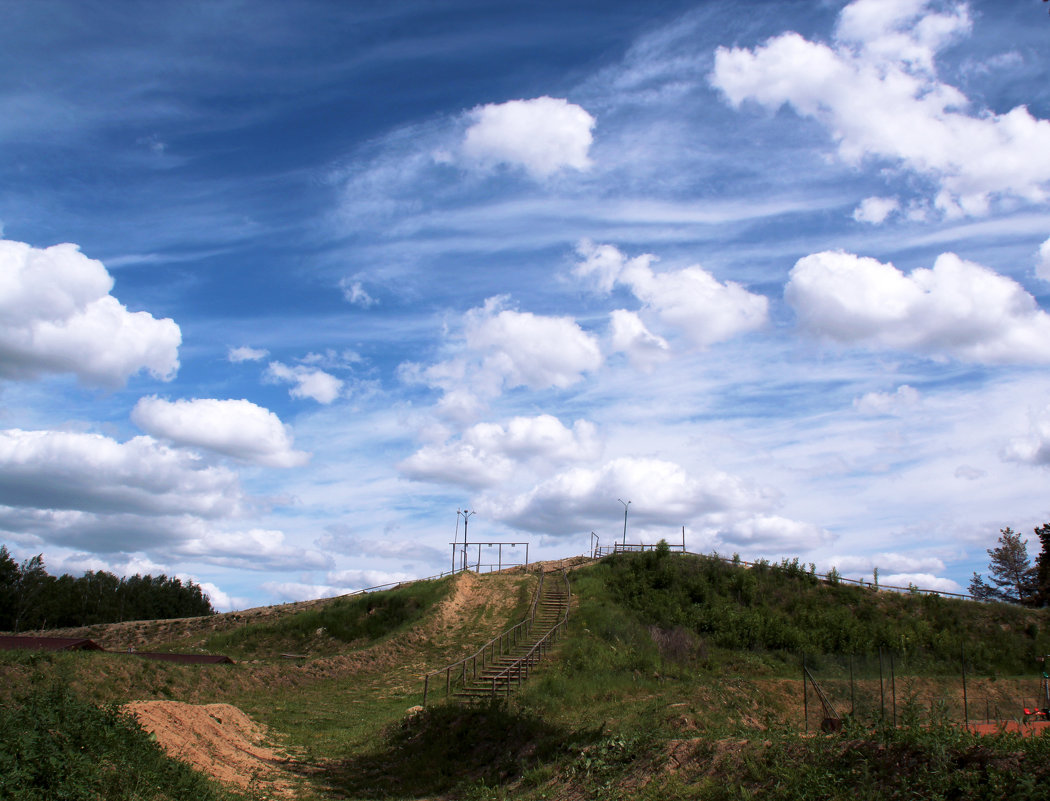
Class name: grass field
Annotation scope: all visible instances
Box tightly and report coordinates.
[3,552,1050,799]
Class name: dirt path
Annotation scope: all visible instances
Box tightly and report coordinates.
[125,700,304,798]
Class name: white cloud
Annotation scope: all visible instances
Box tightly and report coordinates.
[131,396,310,467]
[460,96,595,179]
[607,310,671,371]
[403,297,602,421]
[340,278,377,307]
[198,581,242,612]
[466,298,603,390]
[854,384,920,415]
[171,527,331,570]
[228,345,269,363]
[575,241,768,349]
[1037,237,1050,283]
[718,515,831,551]
[829,552,946,575]
[710,0,1050,216]
[881,573,963,593]
[1002,403,1050,467]
[954,465,986,481]
[0,429,243,518]
[853,196,900,224]
[266,361,343,404]
[487,456,789,539]
[316,527,446,563]
[399,414,600,489]
[786,250,1050,363]
[0,240,180,386]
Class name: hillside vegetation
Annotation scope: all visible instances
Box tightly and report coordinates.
[4,553,1050,800]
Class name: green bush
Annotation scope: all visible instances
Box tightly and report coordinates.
[576,553,1050,674]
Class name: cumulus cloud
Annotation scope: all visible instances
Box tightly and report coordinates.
[460,96,596,179]
[0,240,180,386]
[465,298,602,389]
[131,396,310,467]
[171,527,331,570]
[607,310,671,371]
[487,456,791,539]
[266,361,343,404]
[575,241,768,349]
[829,552,946,575]
[0,429,243,518]
[786,250,1050,363]
[710,0,1050,216]
[399,414,601,489]
[1002,403,1050,467]
[853,196,900,224]
[402,297,602,420]
[228,345,268,363]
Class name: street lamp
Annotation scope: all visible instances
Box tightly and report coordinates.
[618,498,631,547]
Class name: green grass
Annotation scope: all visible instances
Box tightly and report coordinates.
[7,558,1050,800]
[203,577,454,658]
[0,682,239,801]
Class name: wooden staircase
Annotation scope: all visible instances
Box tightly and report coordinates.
[422,569,570,704]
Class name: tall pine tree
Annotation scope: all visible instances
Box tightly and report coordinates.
[1033,523,1050,608]
[969,527,1038,605]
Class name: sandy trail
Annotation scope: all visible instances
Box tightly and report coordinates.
[125,700,303,798]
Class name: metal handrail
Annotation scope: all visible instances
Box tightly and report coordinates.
[590,547,974,601]
[484,570,571,697]
[422,568,545,704]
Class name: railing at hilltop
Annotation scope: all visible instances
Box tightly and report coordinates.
[586,546,973,601]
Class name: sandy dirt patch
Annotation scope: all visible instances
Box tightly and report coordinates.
[125,700,302,797]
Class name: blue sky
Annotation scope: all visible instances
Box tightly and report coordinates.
[3,0,1050,610]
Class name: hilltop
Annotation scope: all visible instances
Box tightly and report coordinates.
[4,552,1050,800]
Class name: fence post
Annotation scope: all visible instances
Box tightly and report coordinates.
[802,652,808,733]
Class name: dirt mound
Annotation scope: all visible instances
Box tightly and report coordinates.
[124,700,302,797]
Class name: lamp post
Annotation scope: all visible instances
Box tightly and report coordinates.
[618,498,631,547]
[462,508,475,570]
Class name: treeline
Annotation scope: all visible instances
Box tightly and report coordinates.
[0,546,215,632]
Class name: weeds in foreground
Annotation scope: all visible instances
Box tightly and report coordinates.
[0,682,239,800]
[305,699,597,798]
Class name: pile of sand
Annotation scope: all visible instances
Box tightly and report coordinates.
[124,700,301,797]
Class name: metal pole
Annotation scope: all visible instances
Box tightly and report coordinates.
[849,654,855,717]
[879,647,885,723]
[453,510,461,573]
[619,498,630,546]
[525,543,529,566]
[803,652,809,733]
[890,651,897,727]
[498,543,502,571]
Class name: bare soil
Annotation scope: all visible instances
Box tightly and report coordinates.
[124,700,303,798]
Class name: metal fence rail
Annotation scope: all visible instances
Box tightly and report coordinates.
[422,569,547,704]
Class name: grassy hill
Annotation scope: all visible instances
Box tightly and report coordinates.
[3,552,1050,799]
